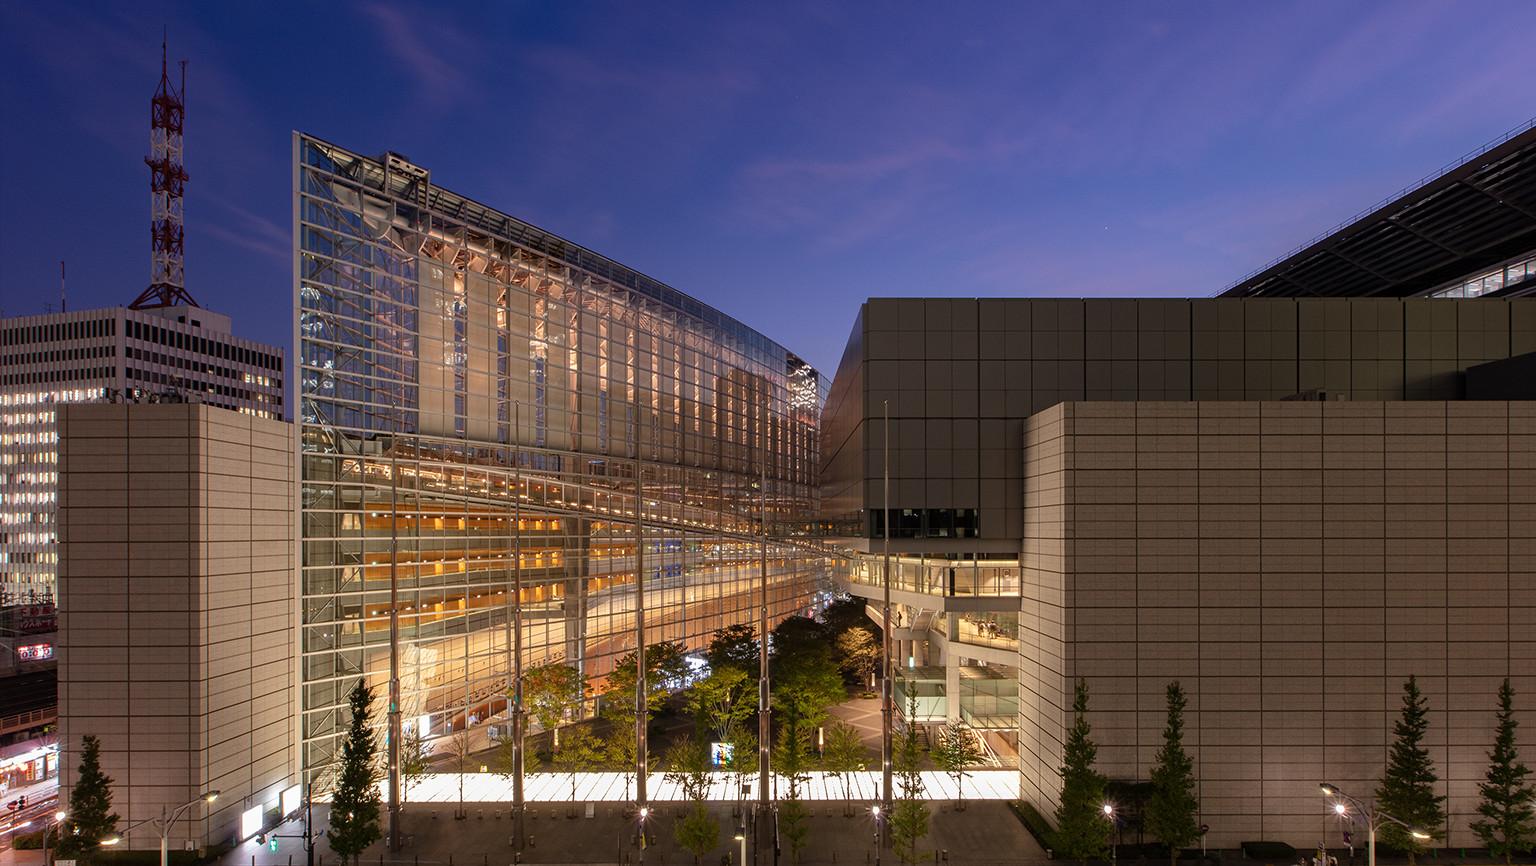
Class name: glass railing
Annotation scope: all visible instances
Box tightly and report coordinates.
[841,557,1021,597]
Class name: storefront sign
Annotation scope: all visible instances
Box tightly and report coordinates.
[17,643,52,661]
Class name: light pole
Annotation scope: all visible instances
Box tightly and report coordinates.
[735,828,747,866]
[42,810,66,866]
[1103,804,1116,866]
[101,790,219,866]
[637,805,650,866]
[871,804,882,866]
[1319,782,1430,866]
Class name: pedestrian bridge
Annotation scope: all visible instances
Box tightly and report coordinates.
[391,770,1018,803]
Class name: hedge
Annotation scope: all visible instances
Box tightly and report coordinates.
[1008,800,1058,854]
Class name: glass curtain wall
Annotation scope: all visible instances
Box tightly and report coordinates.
[294,134,827,789]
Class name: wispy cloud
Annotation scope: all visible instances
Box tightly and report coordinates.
[357,1,476,108]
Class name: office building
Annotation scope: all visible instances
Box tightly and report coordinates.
[55,402,296,850]
[293,134,827,789]
[819,121,1536,848]
[0,304,284,605]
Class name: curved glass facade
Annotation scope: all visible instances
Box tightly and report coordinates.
[293,134,827,787]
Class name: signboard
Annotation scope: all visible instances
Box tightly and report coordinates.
[710,742,734,766]
[17,643,53,661]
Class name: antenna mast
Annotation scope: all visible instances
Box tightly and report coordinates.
[130,35,198,309]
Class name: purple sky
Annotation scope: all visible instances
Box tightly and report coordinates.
[1,1,1532,375]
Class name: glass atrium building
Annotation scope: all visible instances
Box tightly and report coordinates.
[294,134,827,786]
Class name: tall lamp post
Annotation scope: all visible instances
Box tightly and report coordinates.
[1319,782,1430,866]
[42,810,67,866]
[1103,804,1117,866]
[101,790,219,866]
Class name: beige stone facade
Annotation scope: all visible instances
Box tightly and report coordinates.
[1019,400,1536,848]
[56,403,295,849]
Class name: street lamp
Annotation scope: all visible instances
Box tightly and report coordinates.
[40,810,67,866]
[871,805,883,866]
[1103,804,1117,866]
[109,790,220,866]
[734,829,747,866]
[1319,783,1430,866]
[637,806,650,866]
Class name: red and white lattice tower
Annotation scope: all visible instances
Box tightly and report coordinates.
[129,37,199,309]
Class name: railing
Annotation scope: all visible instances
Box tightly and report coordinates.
[0,706,56,735]
[1216,115,1536,297]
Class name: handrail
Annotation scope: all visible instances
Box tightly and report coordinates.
[0,706,56,733]
[1216,115,1536,297]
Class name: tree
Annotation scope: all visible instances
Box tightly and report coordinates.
[822,721,869,814]
[725,725,759,815]
[666,736,719,864]
[552,726,604,802]
[522,662,585,752]
[821,594,874,638]
[399,726,431,807]
[1145,682,1200,866]
[447,728,473,820]
[606,641,690,723]
[780,798,812,864]
[772,619,846,735]
[890,691,930,865]
[604,642,687,801]
[664,735,714,804]
[771,615,831,664]
[686,666,753,743]
[1376,675,1446,864]
[1055,678,1110,866]
[55,735,119,862]
[328,680,383,865]
[775,717,815,864]
[836,626,882,688]
[932,721,984,811]
[707,623,759,674]
[675,803,720,865]
[1471,678,1535,865]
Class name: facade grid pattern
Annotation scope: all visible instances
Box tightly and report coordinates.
[293,134,828,788]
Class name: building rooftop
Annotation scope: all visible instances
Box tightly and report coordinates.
[1220,118,1536,299]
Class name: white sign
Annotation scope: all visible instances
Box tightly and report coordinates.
[281,785,302,818]
[240,805,263,840]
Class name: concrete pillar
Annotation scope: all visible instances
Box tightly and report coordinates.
[945,658,962,723]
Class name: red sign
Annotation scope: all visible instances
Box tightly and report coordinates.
[17,643,53,661]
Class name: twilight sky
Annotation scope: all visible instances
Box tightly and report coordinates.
[1,1,1533,375]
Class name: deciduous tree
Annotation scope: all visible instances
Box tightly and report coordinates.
[522,662,585,751]
[932,721,983,811]
[836,626,881,688]
[822,721,869,813]
[890,691,930,865]
[706,624,759,674]
[551,726,604,802]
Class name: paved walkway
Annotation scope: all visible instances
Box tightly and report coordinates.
[216,800,1046,866]
[397,771,1016,804]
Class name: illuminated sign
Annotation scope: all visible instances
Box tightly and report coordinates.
[240,806,263,840]
[17,643,53,661]
[281,785,302,818]
[710,742,734,766]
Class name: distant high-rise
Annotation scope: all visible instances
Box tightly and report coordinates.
[0,304,283,603]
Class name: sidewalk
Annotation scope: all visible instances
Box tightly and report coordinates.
[215,800,1045,866]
